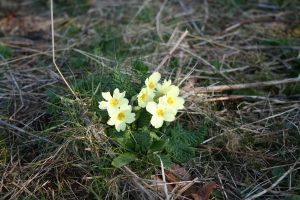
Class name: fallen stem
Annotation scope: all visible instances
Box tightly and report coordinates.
[187,77,300,93]
[155,30,188,72]
[50,0,78,100]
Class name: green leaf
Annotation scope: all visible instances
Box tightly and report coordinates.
[166,141,195,163]
[211,60,222,70]
[0,43,12,59]
[162,124,208,163]
[285,195,300,200]
[231,88,263,96]
[136,111,151,128]
[133,60,149,74]
[271,167,285,183]
[146,154,172,168]
[132,130,152,153]
[149,139,166,152]
[212,190,223,199]
[111,70,139,98]
[169,124,207,147]
[158,154,172,168]
[115,137,127,148]
[112,153,137,168]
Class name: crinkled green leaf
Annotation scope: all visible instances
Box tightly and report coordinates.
[112,153,137,168]
[149,139,166,152]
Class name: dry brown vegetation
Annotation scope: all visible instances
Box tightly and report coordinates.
[0,0,300,199]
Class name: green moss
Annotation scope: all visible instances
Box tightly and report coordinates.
[269,0,297,7]
[64,23,81,38]
[261,37,299,46]
[168,57,179,70]
[136,7,155,23]
[283,82,300,96]
[0,134,8,163]
[211,60,223,70]
[0,44,12,59]
[54,0,90,16]
[67,53,89,70]
[231,88,264,96]
[132,59,149,75]
[92,26,130,59]
[220,0,248,14]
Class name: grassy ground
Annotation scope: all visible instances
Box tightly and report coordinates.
[0,0,300,199]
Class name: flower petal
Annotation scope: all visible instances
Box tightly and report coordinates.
[147,89,155,98]
[150,116,164,128]
[144,78,149,86]
[107,107,118,117]
[150,72,161,82]
[107,118,115,126]
[146,102,157,115]
[119,98,129,107]
[138,100,147,108]
[174,97,184,110]
[120,105,131,112]
[158,95,167,105]
[113,88,126,99]
[167,86,179,96]
[164,112,176,122]
[102,92,112,100]
[113,88,120,97]
[99,101,108,109]
[116,122,126,132]
[125,112,135,123]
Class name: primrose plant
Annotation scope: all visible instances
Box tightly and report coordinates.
[99,72,184,131]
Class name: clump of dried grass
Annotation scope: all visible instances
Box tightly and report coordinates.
[0,0,300,199]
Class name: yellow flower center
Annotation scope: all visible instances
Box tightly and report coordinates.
[109,98,119,106]
[156,108,164,117]
[147,80,155,89]
[138,93,146,101]
[117,112,125,121]
[167,96,174,105]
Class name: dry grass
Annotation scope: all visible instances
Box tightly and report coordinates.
[0,0,300,199]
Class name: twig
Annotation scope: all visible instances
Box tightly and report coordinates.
[123,166,156,200]
[155,30,188,72]
[50,0,78,100]
[128,0,152,25]
[8,72,24,119]
[240,106,298,127]
[188,77,300,93]
[178,62,197,87]
[0,119,25,134]
[240,45,300,51]
[158,155,170,200]
[224,15,285,33]
[0,119,58,146]
[156,0,168,41]
[202,0,209,32]
[180,48,233,82]
[178,0,202,34]
[86,117,156,200]
[176,177,199,197]
[199,145,293,164]
[245,157,300,200]
[218,174,228,200]
[202,95,291,103]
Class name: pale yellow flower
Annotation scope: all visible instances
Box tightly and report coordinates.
[99,88,129,113]
[137,88,155,108]
[145,72,161,91]
[146,102,175,128]
[107,105,135,132]
[159,86,184,112]
[157,79,173,95]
